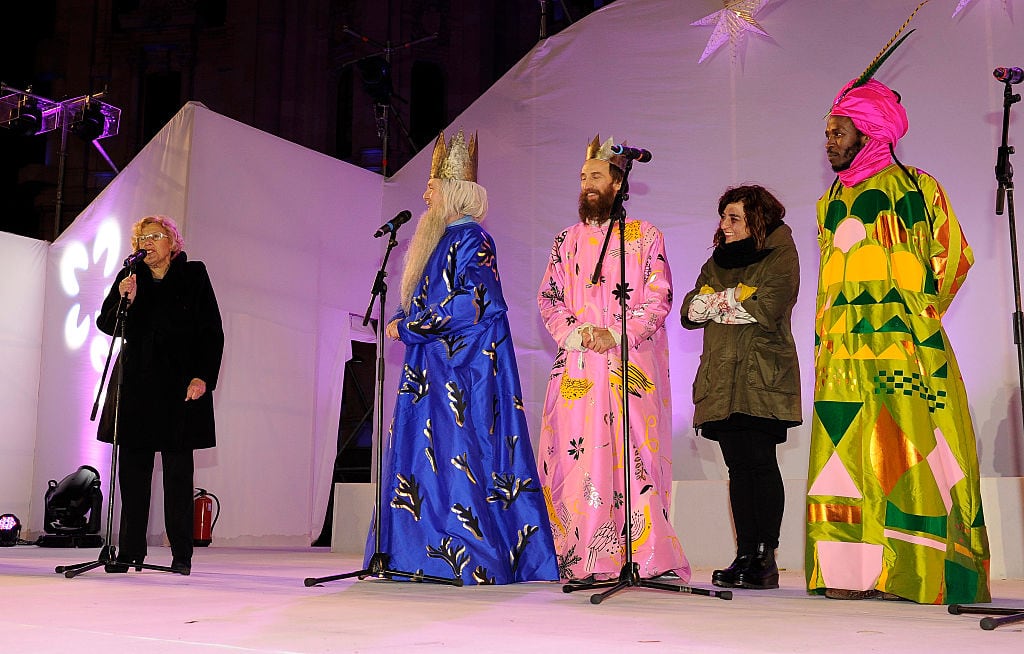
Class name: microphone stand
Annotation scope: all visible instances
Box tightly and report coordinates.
[57,261,180,577]
[949,78,1023,630]
[304,226,461,587]
[562,161,731,604]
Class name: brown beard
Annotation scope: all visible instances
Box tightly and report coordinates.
[578,185,617,223]
[399,204,449,312]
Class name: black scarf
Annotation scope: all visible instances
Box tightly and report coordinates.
[712,221,782,270]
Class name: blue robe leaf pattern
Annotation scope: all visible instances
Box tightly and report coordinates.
[366,218,558,584]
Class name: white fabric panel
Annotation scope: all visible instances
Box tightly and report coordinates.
[387,0,1024,481]
[160,106,384,544]
[0,232,46,522]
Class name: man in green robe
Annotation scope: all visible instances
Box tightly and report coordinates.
[805,78,990,604]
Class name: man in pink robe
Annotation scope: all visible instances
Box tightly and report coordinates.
[536,135,690,582]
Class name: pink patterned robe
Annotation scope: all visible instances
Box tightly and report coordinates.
[537,218,690,581]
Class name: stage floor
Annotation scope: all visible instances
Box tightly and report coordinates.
[1,546,1022,652]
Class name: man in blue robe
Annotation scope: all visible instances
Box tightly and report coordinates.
[366,130,558,585]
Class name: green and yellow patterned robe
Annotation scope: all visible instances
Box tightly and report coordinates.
[806,164,990,604]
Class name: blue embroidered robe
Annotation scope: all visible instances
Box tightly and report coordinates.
[365,217,559,585]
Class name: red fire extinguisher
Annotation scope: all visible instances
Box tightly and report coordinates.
[193,488,220,547]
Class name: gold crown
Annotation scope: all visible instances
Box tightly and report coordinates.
[429,129,478,182]
[586,134,627,172]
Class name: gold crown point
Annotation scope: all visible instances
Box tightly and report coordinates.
[430,129,478,182]
[585,133,627,171]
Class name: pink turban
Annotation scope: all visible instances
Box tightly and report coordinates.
[829,79,909,187]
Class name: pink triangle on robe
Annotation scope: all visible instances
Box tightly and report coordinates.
[926,427,966,513]
[809,451,862,499]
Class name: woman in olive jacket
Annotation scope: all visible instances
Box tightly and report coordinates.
[681,185,801,590]
[97,215,223,574]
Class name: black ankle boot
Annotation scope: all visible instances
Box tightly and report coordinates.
[711,553,753,588]
[735,543,779,589]
[171,558,191,575]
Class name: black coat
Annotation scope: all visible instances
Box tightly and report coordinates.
[97,252,224,452]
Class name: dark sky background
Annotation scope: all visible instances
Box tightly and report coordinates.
[1,1,614,242]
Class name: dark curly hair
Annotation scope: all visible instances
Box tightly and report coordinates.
[713,185,786,250]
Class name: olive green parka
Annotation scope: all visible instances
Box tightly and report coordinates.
[680,224,802,431]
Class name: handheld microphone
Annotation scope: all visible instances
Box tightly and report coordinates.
[123,249,147,267]
[374,210,413,238]
[610,143,653,163]
[994,67,1024,84]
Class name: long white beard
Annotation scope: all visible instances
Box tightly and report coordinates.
[399,205,449,312]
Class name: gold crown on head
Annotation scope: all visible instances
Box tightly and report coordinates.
[586,134,627,172]
[430,129,478,182]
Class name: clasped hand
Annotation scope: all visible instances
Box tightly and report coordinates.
[581,326,617,354]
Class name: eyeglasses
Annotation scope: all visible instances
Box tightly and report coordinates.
[137,233,169,243]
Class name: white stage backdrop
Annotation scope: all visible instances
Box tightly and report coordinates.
[0,232,46,523]
[6,0,1024,551]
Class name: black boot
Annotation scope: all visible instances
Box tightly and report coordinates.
[711,553,753,588]
[171,557,192,576]
[735,543,779,589]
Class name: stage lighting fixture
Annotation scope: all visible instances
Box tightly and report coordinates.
[62,95,122,141]
[71,102,105,141]
[1,86,120,140]
[37,465,104,547]
[356,56,393,105]
[0,88,61,136]
[0,514,21,546]
[13,100,42,136]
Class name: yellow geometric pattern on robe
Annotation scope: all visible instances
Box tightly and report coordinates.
[845,244,887,282]
[892,251,924,291]
[821,250,845,289]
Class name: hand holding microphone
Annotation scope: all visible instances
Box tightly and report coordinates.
[118,274,137,304]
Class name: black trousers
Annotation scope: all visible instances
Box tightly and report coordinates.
[716,430,785,553]
[116,448,194,563]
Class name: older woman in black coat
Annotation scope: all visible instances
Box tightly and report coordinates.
[97,215,223,574]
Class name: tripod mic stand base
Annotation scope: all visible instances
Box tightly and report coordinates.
[56,545,188,578]
[303,551,463,587]
[948,604,1024,630]
[562,562,732,604]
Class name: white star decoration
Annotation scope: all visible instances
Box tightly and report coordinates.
[952,0,974,16]
[953,0,1009,17]
[691,0,771,64]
